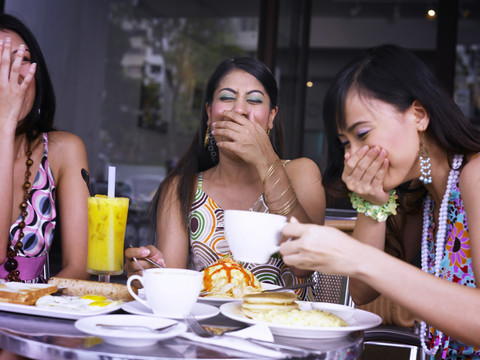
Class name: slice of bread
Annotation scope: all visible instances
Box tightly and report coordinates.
[48,277,136,302]
[0,282,58,305]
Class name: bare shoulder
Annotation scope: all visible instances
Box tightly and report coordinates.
[45,131,88,177]
[284,157,322,177]
[459,153,480,182]
[47,131,87,152]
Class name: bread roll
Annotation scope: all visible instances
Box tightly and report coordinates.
[0,283,58,305]
[48,277,136,302]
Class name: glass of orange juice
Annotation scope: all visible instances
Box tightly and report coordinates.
[87,195,129,282]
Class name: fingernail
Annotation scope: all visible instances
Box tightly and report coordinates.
[159,259,166,267]
[141,248,149,256]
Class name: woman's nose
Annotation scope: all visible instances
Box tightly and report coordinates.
[232,100,248,116]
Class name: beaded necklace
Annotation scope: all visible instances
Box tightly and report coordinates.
[420,154,463,356]
[4,145,33,282]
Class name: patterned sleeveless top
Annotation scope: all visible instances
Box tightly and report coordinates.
[1,133,56,283]
[188,173,313,300]
[424,171,479,358]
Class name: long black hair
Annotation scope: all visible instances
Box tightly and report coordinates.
[150,57,284,236]
[322,43,480,197]
[0,13,56,141]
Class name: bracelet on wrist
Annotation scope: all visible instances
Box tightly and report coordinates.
[349,190,398,222]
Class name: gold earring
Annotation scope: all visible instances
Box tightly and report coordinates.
[204,126,210,148]
[267,129,271,137]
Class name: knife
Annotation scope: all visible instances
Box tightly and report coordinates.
[261,281,316,293]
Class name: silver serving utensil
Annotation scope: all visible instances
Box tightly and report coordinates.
[129,245,164,269]
[132,256,146,272]
[96,323,177,333]
[261,281,316,293]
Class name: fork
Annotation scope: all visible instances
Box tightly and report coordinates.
[129,244,165,269]
[183,314,321,357]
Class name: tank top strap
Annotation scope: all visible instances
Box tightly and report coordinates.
[197,172,204,189]
[42,132,49,157]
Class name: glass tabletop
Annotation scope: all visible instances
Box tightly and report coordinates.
[0,310,364,359]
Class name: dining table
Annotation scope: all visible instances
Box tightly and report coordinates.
[0,305,365,360]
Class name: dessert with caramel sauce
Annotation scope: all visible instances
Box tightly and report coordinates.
[201,257,263,298]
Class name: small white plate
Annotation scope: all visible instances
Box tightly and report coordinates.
[121,301,219,320]
[198,283,281,305]
[219,301,381,339]
[75,314,186,347]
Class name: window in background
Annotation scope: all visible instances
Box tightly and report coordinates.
[455,0,480,127]
[305,0,441,209]
[102,1,258,175]
[99,0,259,246]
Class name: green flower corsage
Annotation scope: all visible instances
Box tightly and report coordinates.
[349,190,398,222]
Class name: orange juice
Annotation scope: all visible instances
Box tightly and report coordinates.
[87,195,129,275]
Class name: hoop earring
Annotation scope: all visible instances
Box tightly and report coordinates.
[419,133,432,184]
[204,126,209,148]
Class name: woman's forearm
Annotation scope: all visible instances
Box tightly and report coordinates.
[354,245,480,347]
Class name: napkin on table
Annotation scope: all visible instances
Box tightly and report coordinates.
[180,323,288,358]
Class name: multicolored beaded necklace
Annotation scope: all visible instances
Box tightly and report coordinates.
[420,154,463,356]
[4,144,33,282]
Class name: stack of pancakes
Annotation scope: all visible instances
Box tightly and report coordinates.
[241,291,348,327]
[241,291,298,318]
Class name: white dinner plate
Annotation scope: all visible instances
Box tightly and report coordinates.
[0,298,124,320]
[121,301,219,320]
[219,301,382,339]
[75,314,186,347]
[198,283,281,305]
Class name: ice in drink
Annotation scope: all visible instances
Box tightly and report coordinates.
[87,195,129,275]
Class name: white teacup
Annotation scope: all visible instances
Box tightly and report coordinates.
[224,210,287,263]
[126,268,203,318]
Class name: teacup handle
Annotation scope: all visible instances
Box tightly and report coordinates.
[126,275,151,309]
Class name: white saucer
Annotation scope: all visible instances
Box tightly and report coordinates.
[122,301,219,320]
[74,314,187,347]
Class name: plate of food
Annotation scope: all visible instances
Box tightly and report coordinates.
[0,278,134,320]
[219,292,382,339]
[197,258,282,305]
[75,314,187,347]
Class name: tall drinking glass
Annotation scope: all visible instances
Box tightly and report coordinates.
[87,195,129,282]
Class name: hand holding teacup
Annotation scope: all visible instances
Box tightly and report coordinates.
[224,210,287,263]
